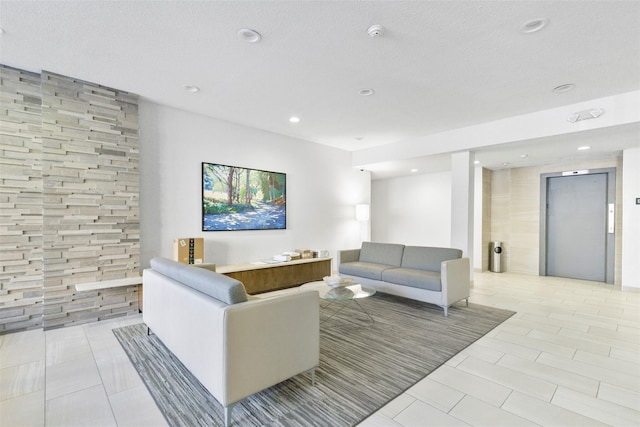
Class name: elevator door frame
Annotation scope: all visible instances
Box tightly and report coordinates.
[539,167,616,284]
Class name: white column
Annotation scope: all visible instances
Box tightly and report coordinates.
[451,151,475,278]
[356,204,371,243]
[622,147,640,289]
[473,166,484,271]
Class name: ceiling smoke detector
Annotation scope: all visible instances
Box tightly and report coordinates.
[567,108,605,123]
[367,24,384,37]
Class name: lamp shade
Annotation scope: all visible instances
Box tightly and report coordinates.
[355,204,370,221]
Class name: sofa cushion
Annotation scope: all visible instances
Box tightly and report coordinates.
[150,257,248,304]
[381,267,442,292]
[339,261,396,281]
[359,242,405,267]
[401,246,462,272]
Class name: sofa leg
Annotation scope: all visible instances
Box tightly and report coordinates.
[224,404,234,427]
[443,306,448,317]
[309,367,316,386]
[466,298,469,307]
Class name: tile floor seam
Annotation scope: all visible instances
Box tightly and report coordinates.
[83,324,119,425]
[461,356,558,402]
[463,393,543,427]
[595,380,602,400]
[492,330,579,358]
[494,350,507,365]
[539,354,620,397]
[389,395,417,422]
[547,383,559,405]
[554,385,640,425]
[442,391,468,417]
[499,388,516,410]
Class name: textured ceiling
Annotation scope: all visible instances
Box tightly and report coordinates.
[1,1,639,178]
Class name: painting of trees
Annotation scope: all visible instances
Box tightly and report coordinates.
[202,163,286,231]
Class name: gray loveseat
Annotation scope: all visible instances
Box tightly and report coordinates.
[338,242,470,316]
[143,257,320,427]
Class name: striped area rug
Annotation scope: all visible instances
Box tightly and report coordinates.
[114,293,514,426]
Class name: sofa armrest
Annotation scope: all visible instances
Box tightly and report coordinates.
[338,249,361,266]
[441,257,470,308]
[222,290,320,406]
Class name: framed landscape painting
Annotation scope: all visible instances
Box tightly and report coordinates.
[202,162,286,231]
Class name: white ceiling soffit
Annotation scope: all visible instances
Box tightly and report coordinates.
[1,1,638,178]
[365,121,639,180]
[356,90,640,178]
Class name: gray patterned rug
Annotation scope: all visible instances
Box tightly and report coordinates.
[114,293,514,426]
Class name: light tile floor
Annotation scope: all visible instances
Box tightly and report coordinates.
[1,272,638,426]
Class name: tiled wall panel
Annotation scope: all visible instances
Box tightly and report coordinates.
[0,66,44,332]
[0,66,140,333]
[40,71,140,329]
[490,158,621,281]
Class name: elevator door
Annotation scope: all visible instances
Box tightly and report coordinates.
[546,173,608,282]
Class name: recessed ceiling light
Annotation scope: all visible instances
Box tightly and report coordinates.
[184,85,199,93]
[238,28,262,43]
[578,146,591,151]
[410,169,418,173]
[358,88,375,96]
[520,154,528,158]
[502,162,510,167]
[367,24,384,38]
[520,18,549,34]
[289,116,300,123]
[474,160,480,165]
[553,83,575,94]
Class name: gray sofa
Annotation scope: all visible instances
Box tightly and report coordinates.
[338,242,470,316]
[143,257,320,427]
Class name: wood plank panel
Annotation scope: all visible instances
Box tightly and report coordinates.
[222,258,331,294]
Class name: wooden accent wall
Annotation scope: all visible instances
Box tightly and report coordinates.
[0,65,140,333]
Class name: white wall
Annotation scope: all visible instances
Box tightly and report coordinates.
[138,101,370,270]
[371,171,452,246]
[450,151,475,264]
[473,166,483,270]
[622,147,640,289]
